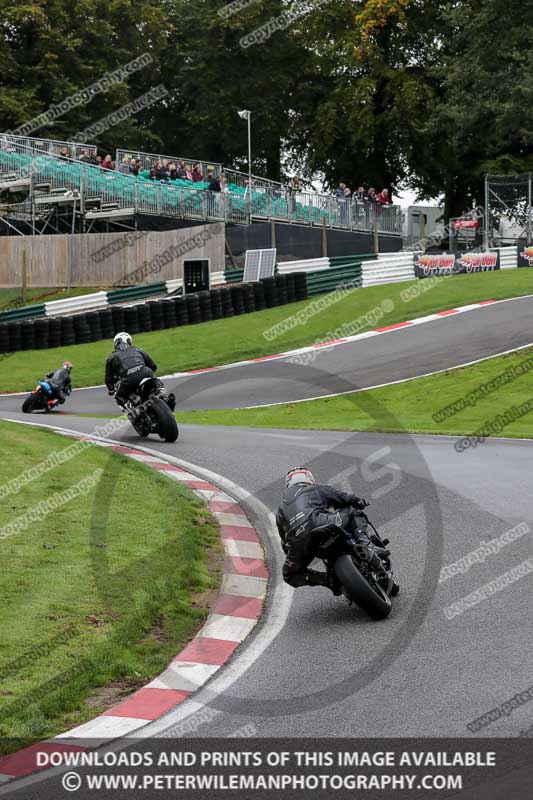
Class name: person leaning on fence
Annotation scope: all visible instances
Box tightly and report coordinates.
[376,188,391,205]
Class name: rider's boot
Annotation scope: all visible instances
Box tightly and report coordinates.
[306,569,342,596]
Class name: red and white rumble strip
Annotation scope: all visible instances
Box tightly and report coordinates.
[162,300,499,379]
[0,434,268,783]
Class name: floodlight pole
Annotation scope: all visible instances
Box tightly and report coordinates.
[484,174,490,249]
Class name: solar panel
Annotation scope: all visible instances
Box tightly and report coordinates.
[243,248,277,282]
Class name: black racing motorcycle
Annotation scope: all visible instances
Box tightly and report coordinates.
[314,508,397,619]
[118,376,179,443]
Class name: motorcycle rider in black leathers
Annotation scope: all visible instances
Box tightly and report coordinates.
[276,467,394,595]
[44,361,73,408]
[105,332,175,410]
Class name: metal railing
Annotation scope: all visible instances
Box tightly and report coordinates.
[250,186,402,234]
[116,148,221,180]
[223,167,284,193]
[0,138,401,234]
[0,133,96,160]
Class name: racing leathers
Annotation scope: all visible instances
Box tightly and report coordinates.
[276,483,369,590]
[45,367,72,405]
[105,346,162,406]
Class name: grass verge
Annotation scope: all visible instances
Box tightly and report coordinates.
[1,270,532,393]
[174,347,533,440]
[0,287,108,311]
[0,420,221,753]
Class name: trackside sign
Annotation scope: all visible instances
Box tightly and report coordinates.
[414,251,500,278]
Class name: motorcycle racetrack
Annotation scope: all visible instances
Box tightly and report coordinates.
[0,293,531,745]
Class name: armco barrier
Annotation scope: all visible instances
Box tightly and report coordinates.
[362,252,415,287]
[45,291,109,317]
[0,302,47,322]
[0,274,308,353]
[306,263,362,297]
[497,246,518,270]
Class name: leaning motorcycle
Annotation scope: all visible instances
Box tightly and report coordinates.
[22,380,60,413]
[314,508,397,619]
[118,376,178,443]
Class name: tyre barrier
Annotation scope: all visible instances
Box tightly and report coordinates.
[0,274,308,353]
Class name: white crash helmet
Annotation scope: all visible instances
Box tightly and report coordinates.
[113,331,132,350]
[285,467,316,489]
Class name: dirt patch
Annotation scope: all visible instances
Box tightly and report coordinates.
[85,680,143,711]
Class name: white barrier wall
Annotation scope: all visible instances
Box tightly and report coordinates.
[362,252,415,287]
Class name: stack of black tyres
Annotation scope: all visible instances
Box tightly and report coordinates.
[148,301,164,331]
[8,321,22,352]
[34,317,50,350]
[98,309,114,340]
[161,299,177,329]
[21,320,35,351]
[60,316,76,346]
[197,291,213,322]
[252,281,266,311]
[294,272,308,301]
[48,317,62,348]
[174,297,189,326]
[137,304,152,333]
[124,305,140,335]
[111,305,126,334]
[275,273,289,306]
[229,285,245,316]
[74,314,91,344]
[209,288,224,320]
[241,283,256,314]
[186,293,201,324]
[0,323,9,354]
[285,273,296,303]
[261,276,279,308]
[86,311,102,342]
[219,287,234,318]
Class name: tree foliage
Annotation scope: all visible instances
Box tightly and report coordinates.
[0,0,531,216]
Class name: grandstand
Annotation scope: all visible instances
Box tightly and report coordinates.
[0,135,402,238]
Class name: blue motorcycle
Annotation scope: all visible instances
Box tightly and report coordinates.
[22,380,58,413]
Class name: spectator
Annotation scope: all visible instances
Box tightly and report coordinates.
[287,175,301,214]
[343,186,352,198]
[375,187,391,205]
[95,155,103,168]
[167,161,178,180]
[335,182,346,199]
[192,162,203,182]
[89,149,99,166]
[220,174,229,194]
[149,167,158,181]
[207,173,221,192]
[184,163,193,181]
[118,157,131,175]
[354,186,365,201]
[129,158,139,177]
[59,147,70,160]
[177,160,187,179]
[205,169,214,184]
[79,148,91,163]
[366,187,376,202]
[154,160,168,181]
[101,154,115,171]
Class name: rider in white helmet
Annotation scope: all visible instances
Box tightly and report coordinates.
[105,332,175,410]
[276,467,371,594]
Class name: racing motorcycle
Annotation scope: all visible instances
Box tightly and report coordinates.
[314,507,398,619]
[118,376,179,443]
[22,380,61,413]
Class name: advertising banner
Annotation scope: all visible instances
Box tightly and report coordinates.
[415,251,499,278]
[517,244,533,267]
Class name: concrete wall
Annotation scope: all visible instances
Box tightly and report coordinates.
[0,223,224,287]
